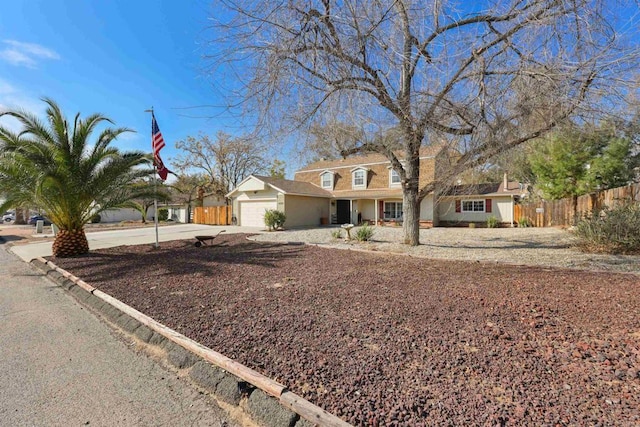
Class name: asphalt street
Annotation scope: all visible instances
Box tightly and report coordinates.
[0,243,240,427]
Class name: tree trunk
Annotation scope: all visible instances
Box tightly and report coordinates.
[52,229,89,257]
[14,208,27,225]
[571,194,578,225]
[402,149,421,246]
[403,186,420,245]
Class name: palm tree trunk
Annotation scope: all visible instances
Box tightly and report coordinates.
[52,229,89,257]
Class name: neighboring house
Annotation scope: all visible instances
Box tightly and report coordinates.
[99,207,154,222]
[227,146,526,228]
[163,203,189,223]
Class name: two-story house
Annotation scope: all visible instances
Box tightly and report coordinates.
[227,145,525,228]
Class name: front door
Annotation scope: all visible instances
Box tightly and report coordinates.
[336,200,350,224]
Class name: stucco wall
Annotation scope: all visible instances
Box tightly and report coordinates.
[437,196,514,223]
[100,208,150,222]
[283,195,330,227]
[420,195,434,221]
[235,189,279,201]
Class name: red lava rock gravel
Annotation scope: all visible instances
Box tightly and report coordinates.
[50,234,640,426]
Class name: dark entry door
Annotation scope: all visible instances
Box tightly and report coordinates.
[336,200,350,224]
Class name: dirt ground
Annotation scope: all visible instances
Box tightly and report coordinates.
[49,234,640,426]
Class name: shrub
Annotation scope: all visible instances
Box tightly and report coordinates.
[355,222,374,241]
[90,213,101,224]
[264,209,286,231]
[486,216,499,228]
[331,229,342,239]
[158,208,169,222]
[573,203,640,254]
[517,217,532,228]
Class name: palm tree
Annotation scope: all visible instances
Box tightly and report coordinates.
[0,98,152,257]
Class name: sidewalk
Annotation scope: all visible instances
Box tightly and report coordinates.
[0,245,238,427]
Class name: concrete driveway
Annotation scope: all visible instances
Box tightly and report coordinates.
[10,224,264,261]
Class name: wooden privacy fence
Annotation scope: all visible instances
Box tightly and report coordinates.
[514,183,640,227]
[193,206,231,225]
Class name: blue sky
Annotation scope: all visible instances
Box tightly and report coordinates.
[0,1,273,176]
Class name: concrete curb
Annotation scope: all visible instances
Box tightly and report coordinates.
[31,257,351,427]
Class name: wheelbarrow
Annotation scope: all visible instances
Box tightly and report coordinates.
[194,230,225,247]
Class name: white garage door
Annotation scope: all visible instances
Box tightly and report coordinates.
[239,201,277,227]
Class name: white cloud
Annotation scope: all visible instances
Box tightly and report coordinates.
[0,78,44,133]
[0,40,60,68]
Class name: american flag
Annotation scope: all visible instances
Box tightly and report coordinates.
[152,114,165,156]
[151,113,170,181]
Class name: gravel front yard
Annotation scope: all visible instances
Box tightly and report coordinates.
[254,226,640,274]
[50,233,640,426]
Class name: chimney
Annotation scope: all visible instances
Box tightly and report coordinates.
[503,172,508,191]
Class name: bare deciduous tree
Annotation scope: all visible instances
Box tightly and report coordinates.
[172,131,267,198]
[207,0,639,245]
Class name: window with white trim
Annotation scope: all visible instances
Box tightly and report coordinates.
[390,169,401,186]
[320,172,333,189]
[462,200,485,212]
[352,169,366,188]
[384,202,403,220]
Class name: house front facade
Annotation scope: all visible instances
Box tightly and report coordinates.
[227,146,526,228]
[292,145,447,226]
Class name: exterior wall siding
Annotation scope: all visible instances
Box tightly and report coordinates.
[419,195,434,221]
[235,189,279,201]
[283,195,330,227]
[438,196,513,223]
[100,208,150,222]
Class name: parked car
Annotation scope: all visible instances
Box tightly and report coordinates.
[2,212,15,222]
[28,215,52,226]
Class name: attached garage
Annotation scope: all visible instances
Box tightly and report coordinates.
[227,175,332,228]
[238,200,277,227]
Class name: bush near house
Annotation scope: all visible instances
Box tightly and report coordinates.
[518,217,532,227]
[158,208,169,222]
[264,209,286,231]
[355,222,374,241]
[486,216,499,228]
[573,203,640,254]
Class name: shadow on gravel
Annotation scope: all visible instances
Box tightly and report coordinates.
[420,239,572,250]
[48,235,305,284]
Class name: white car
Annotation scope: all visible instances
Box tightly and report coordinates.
[2,212,15,222]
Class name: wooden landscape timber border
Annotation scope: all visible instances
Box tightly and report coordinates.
[514,183,640,227]
[31,257,351,427]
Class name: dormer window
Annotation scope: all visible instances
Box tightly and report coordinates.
[351,167,368,189]
[390,169,401,186]
[320,171,334,189]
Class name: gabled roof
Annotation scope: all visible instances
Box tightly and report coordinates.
[442,181,527,197]
[227,175,332,198]
[296,144,445,173]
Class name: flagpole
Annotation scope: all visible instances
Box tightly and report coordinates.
[145,107,160,249]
